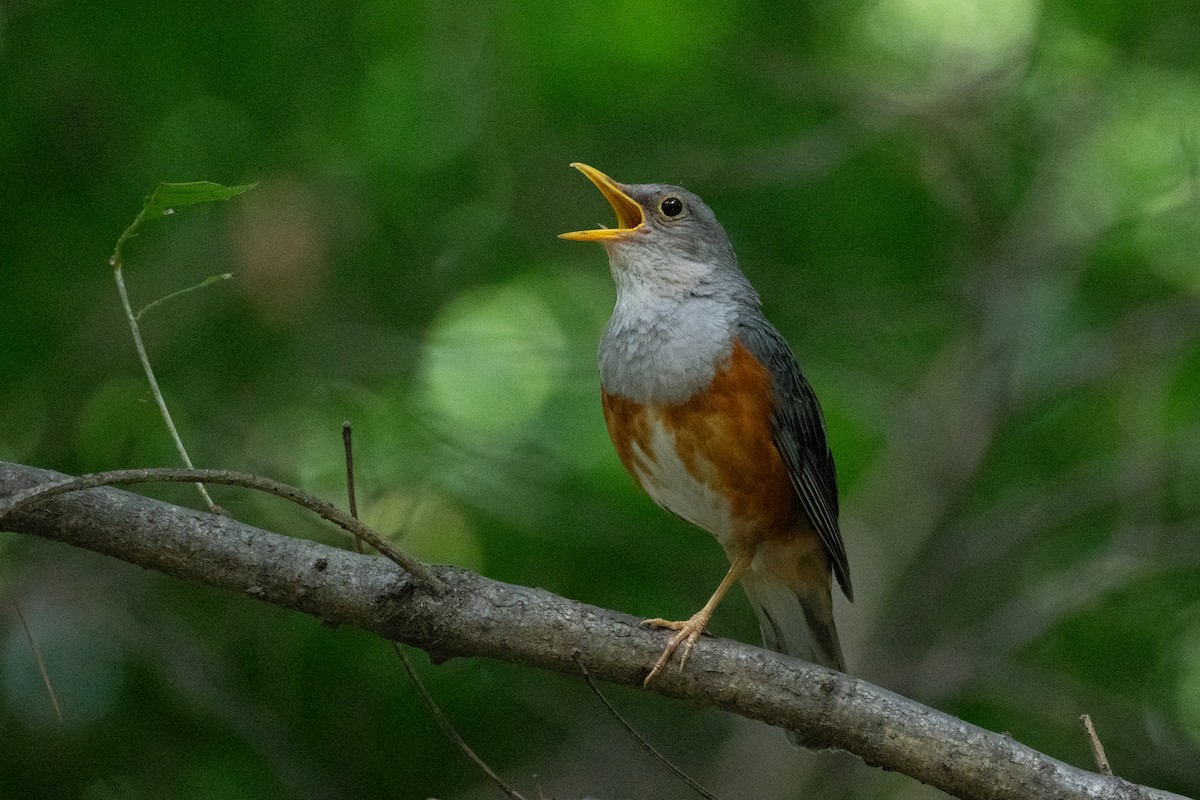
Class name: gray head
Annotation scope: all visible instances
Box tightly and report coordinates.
[561,163,764,402]
[560,163,754,302]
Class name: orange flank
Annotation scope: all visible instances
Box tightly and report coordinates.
[601,340,807,546]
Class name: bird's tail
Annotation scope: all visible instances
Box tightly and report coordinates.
[741,571,844,671]
[740,557,844,748]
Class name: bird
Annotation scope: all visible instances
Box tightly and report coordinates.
[560,163,852,696]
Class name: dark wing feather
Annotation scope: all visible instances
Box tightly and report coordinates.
[738,319,853,601]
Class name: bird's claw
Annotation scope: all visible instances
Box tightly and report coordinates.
[641,615,709,686]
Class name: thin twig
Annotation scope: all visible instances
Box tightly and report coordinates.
[0,467,443,593]
[108,182,252,515]
[573,652,724,800]
[341,424,528,800]
[111,265,217,514]
[8,590,62,722]
[135,273,233,321]
[342,422,359,523]
[1079,714,1113,776]
[396,646,529,800]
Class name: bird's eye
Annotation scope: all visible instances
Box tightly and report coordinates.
[660,197,684,218]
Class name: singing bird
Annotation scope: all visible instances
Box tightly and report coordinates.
[560,163,851,693]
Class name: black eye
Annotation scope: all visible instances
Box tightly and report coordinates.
[660,197,684,218]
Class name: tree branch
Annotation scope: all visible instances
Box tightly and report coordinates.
[0,461,1189,800]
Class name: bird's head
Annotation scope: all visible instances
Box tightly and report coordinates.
[559,163,737,277]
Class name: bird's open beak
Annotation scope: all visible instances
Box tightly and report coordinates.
[559,163,645,242]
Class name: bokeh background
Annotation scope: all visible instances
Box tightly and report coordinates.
[3,0,1200,798]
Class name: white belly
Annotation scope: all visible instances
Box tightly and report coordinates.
[631,414,736,547]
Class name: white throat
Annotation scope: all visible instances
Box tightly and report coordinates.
[598,259,738,404]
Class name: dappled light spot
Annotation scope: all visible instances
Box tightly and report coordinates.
[418,282,567,436]
[361,488,482,569]
[1046,69,1200,289]
[1053,71,1200,226]
[505,266,618,472]
[854,0,1039,97]
[231,176,329,324]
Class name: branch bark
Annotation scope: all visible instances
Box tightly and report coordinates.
[0,461,1189,800]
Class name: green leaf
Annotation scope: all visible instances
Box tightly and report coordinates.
[110,181,255,268]
[138,181,256,219]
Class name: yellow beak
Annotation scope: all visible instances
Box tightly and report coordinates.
[559,163,645,242]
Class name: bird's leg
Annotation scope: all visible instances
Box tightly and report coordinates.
[642,551,754,686]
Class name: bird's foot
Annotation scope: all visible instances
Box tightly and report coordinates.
[641,612,711,687]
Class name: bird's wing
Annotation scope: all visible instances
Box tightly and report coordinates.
[738,319,853,600]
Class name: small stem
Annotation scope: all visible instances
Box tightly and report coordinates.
[342,422,359,523]
[573,652,723,800]
[112,264,217,513]
[8,590,62,723]
[135,273,233,322]
[397,646,529,800]
[1079,714,1113,776]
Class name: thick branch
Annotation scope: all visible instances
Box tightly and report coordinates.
[0,461,1188,800]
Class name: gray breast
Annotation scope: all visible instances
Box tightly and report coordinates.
[598,289,738,405]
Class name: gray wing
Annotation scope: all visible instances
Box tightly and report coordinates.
[739,318,853,601]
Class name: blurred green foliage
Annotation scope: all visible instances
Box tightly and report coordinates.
[2,0,1200,798]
